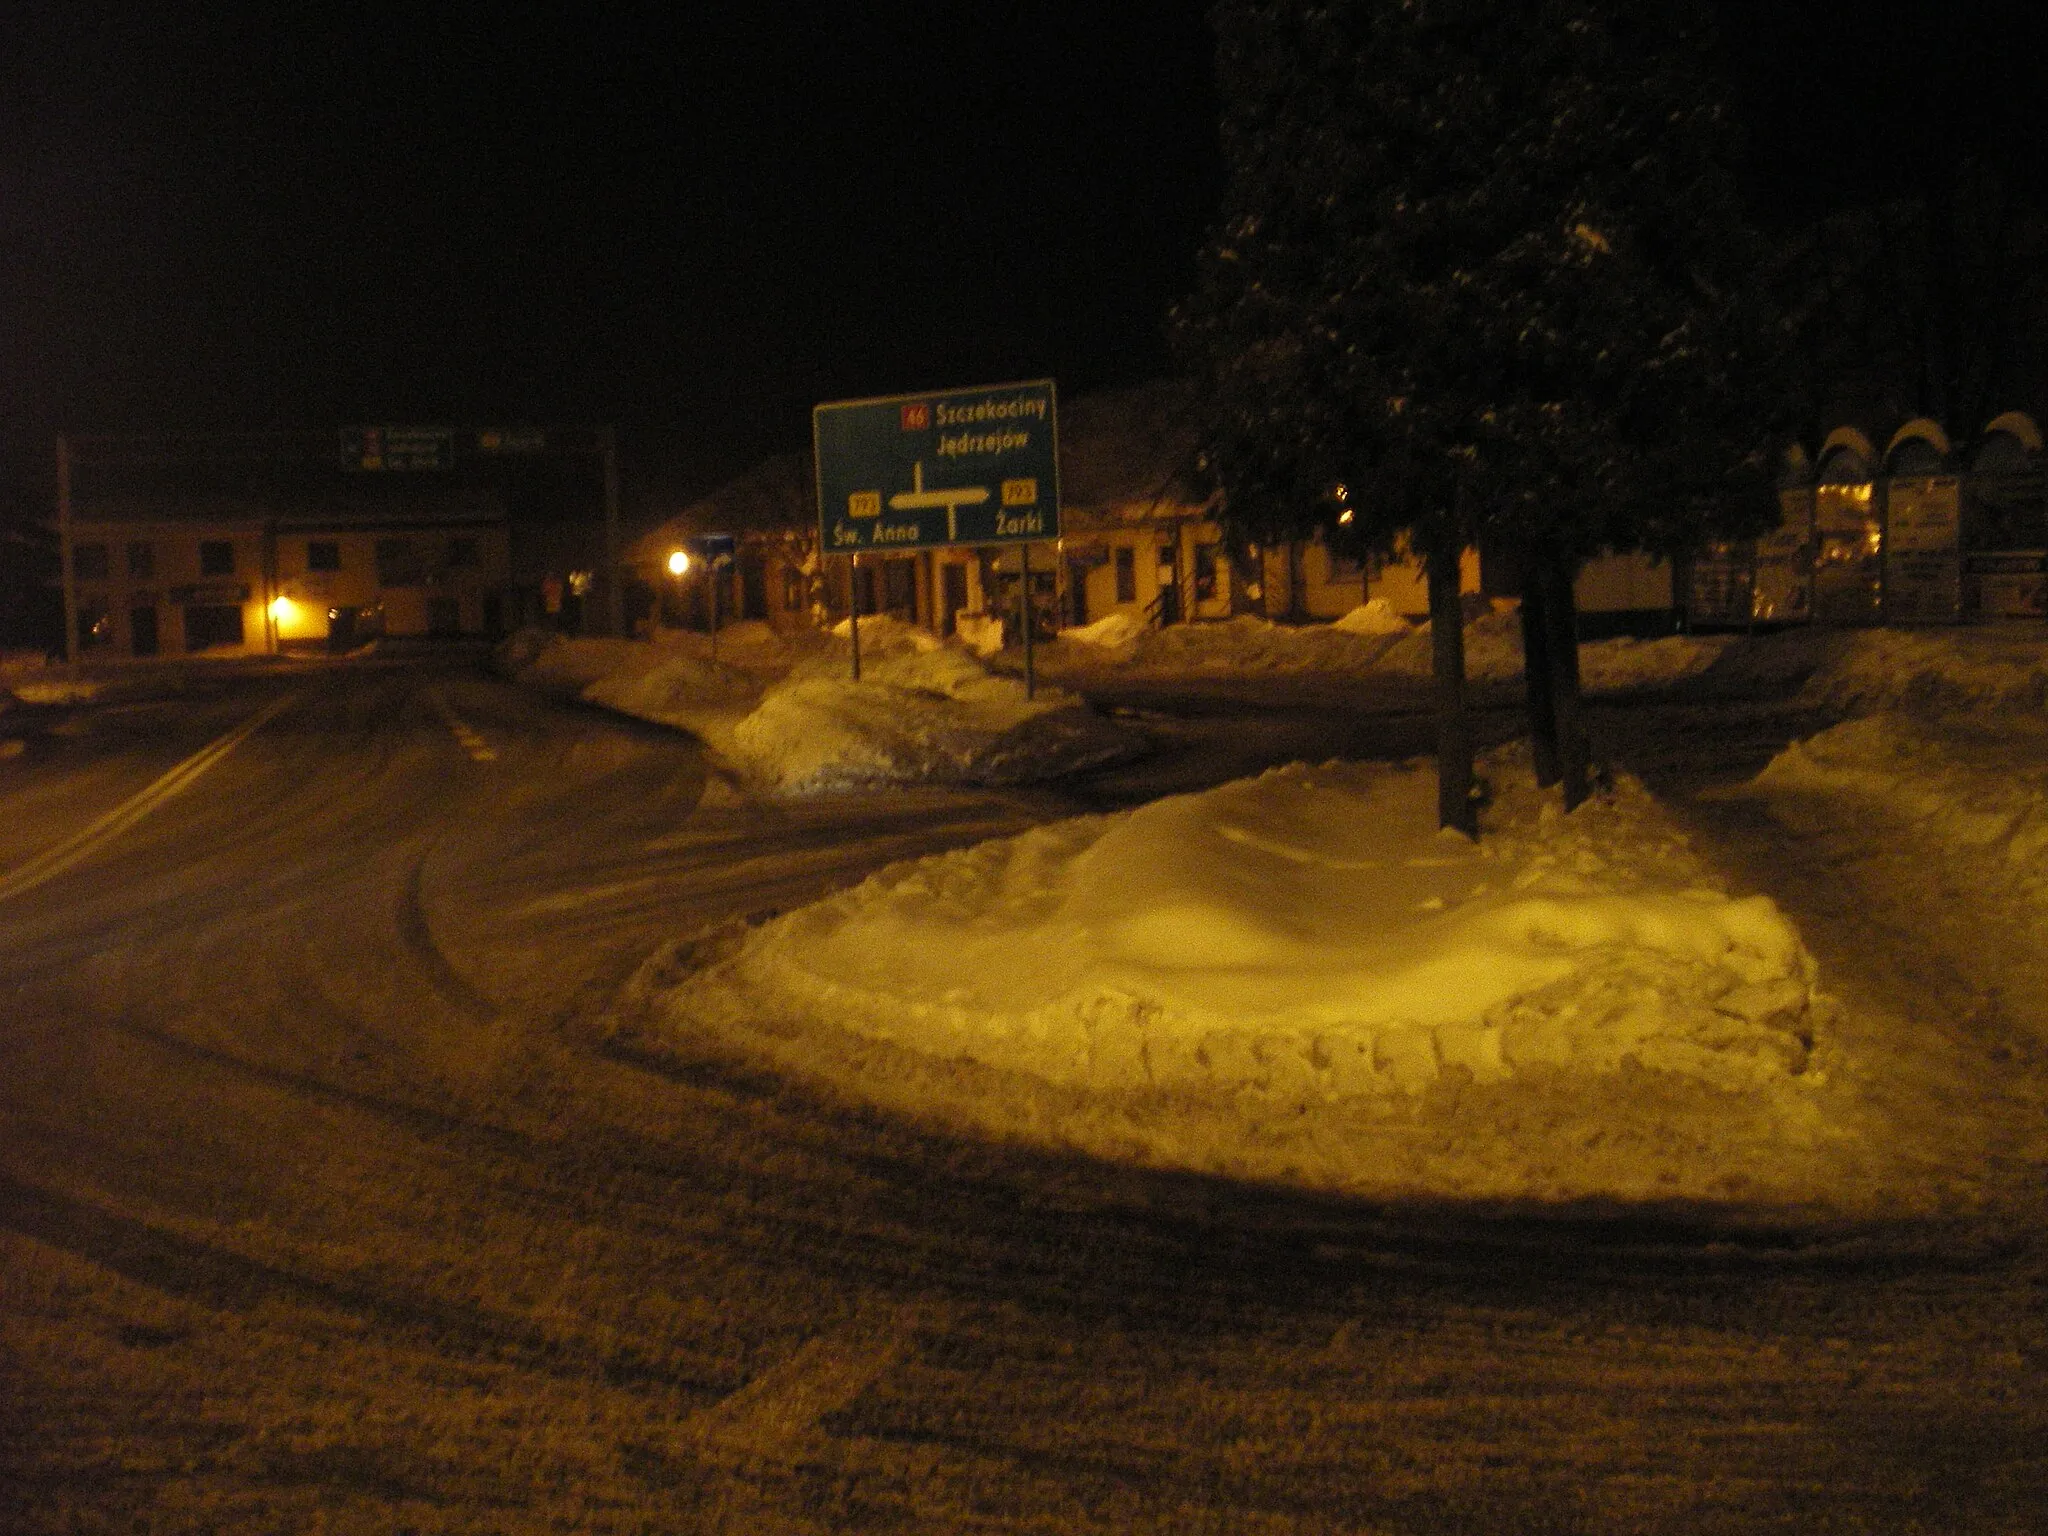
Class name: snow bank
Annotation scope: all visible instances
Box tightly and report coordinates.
[1,655,100,705]
[1755,713,2048,904]
[1801,627,2048,716]
[1056,613,1410,675]
[5,677,102,705]
[1043,606,1730,690]
[1377,610,1734,690]
[639,745,1841,1205]
[1332,598,1412,636]
[734,643,1139,794]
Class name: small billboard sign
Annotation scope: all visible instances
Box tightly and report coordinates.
[813,380,1059,554]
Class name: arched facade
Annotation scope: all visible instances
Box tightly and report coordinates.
[1964,412,2046,618]
[1812,433,1883,625]
[1882,420,1963,623]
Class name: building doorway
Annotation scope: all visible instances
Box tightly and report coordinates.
[129,605,159,657]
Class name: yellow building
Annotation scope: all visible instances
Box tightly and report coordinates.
[65,490,513,657]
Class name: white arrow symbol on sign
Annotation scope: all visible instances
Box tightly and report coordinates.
[889,462,989,542]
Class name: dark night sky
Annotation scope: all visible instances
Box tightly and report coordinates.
[3,0,2045,513]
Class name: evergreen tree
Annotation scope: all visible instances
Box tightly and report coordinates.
[1176,0,1785,830]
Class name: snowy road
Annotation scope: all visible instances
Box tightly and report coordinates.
[2,651,2044,1532]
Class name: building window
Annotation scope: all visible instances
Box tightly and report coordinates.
[74,542,110,581]
[127,541,154,578]
[1194,542,1220,602]
[446,536,478,568]
[308,540,341,572]
[200,540,235,576]
[375,538,420,588]
[784,566,807,611]
[1114,546,1136,603]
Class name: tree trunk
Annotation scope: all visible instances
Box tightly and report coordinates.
[1538,550,1591,811]
[1427,539,1477,838]
[1517,547,1560,787]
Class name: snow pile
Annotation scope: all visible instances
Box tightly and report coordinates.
[830,614,942,656]
[1,655,100,706]
[584,652,762,715]
[6,677,102,705]
[504,633,657,692]
[1578,632,1740,691]
[639,745,1844,1204]
[954,611,1006,658]
[1801,627,2048,716]
[732,641,1141,794]
[1377,610,1733,690]
[1061,610,1153,657]
[1377,608,1526,681]
[1332,597,1413,636]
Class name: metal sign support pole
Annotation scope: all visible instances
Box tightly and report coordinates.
[849,553,862,682]
[1020,541,1036,700]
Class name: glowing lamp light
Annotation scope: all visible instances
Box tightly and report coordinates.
[1338,508,1356,525]
[667,549,691,576]
[268,596,296,622]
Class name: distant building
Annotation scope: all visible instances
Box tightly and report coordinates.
[63,486,513,658]
[636,386,2048,651]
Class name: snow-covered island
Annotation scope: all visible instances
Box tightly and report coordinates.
[516,613,2048,1220]
[502,616,1142,794]
[625,742,1859,1209]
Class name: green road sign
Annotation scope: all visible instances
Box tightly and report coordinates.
[813,380,1059,553]
[340,425,454,471]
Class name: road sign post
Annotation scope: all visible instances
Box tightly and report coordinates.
[1020,541,1035,699]
[814,380,1060,683]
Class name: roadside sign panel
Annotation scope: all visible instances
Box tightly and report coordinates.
[1885,475,1962,623]
[340,426,454,471]
[813,380,1059,553]
[475,427,548,454]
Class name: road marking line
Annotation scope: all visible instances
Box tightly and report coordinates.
[687,1320,906,1455]
[427,690,499,762]
[0,691,299,904]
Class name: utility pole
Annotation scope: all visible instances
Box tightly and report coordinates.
[598,424,623,637]
[57,435,77,668]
